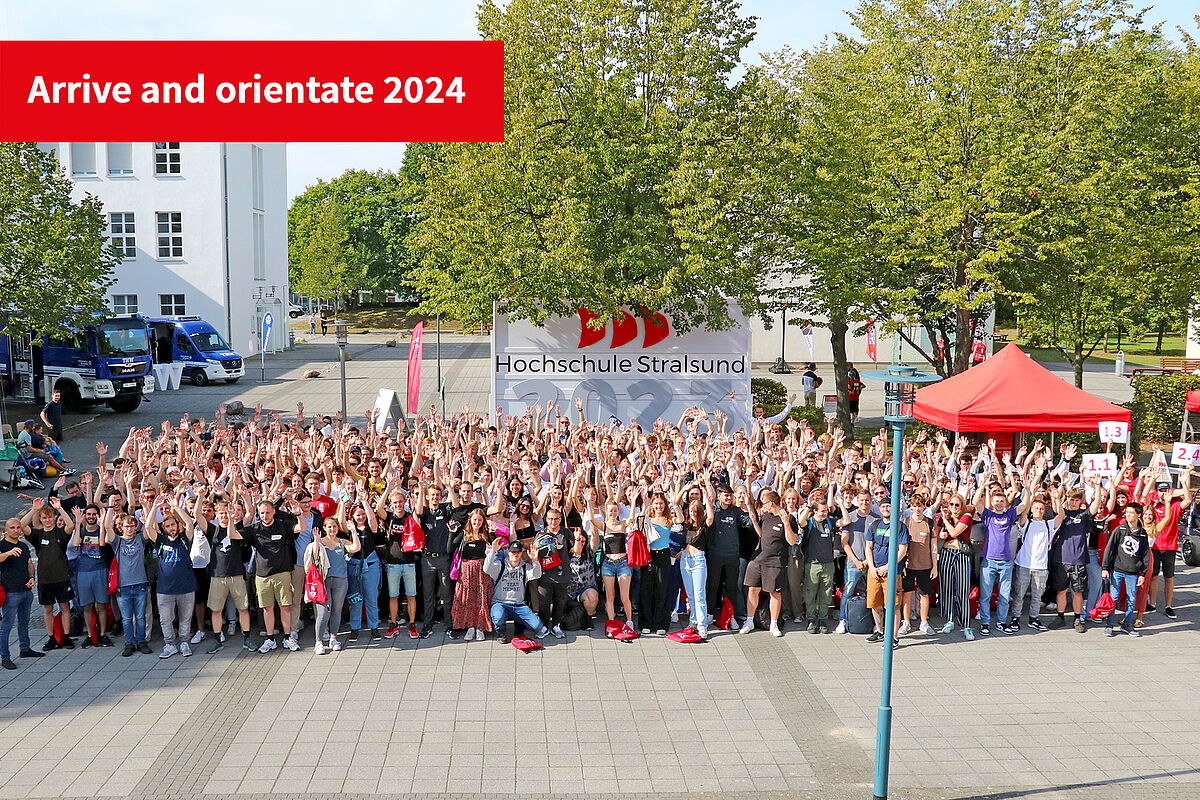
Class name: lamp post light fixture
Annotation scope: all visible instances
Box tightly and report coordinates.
[860,361,940,800]
[335,320,348,423]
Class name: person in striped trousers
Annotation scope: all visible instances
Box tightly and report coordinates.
[938,497,975,641]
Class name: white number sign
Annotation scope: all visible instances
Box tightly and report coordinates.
[1098,421,1129,443]
[1171,442,1200,465]
[1081,453,1117,476]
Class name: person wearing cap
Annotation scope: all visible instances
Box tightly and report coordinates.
[706,482,749,630]
[483,538,548,643]
[1139,464,1192,625]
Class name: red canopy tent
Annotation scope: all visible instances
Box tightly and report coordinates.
[913,343,1130,438]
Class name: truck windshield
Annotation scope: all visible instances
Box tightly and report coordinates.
[97,320,150,358]
[190,330,231,353]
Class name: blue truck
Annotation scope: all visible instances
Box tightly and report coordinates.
[0,314,154,414]
[147,316,244,386]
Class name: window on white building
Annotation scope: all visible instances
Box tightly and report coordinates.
[106,142,133,175]
[156,212,183,258]
[109,212,136,259]
[251,145,265,210]
[70,142,97,175]
[160,294,185,315]
[154,142,181,175]
[252,212,266,279]
[111,294,138,315]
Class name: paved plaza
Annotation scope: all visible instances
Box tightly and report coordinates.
[0,333,1190,800]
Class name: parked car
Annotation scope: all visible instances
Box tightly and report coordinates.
[288,303,305,318]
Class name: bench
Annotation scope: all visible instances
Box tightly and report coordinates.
[1124,358,1200,386]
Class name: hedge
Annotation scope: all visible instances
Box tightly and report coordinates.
[1130,374,1200,449]
[751,377,830,433]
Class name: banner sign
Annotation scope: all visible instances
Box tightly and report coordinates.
[406,322,424,414]
[865,319,877,363]
[492,305,751,426]
[0,40,504,142]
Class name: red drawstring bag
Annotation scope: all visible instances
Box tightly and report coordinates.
[401,515,425,552]
[0,585,6,608]
[605,620,639,641]
[834,587,843,603]
[511,636,542,653]
[539,551,562,571]
[304,562,327,604]
[666,627,702,644]
[969,586,980,619]
[617,623,639,641]
[1090,591,1115,621]
[715,598,735,630]
[108,559,119,595]
[626,530,651,568]
[990,583,1000,610]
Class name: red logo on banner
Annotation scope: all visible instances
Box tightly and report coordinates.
[577,308,671,349]
[0,40,504,142]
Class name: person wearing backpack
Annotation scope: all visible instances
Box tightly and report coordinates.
[483,539,548,643]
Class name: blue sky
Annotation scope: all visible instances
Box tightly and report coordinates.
[3,0,1195,198]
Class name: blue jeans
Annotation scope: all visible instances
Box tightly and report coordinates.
[679,551,708,628]
[490,602,544,633]
[840,561,866,622]
[1107,572,1138,631]
[1085,550,1102,614]
[0,589,33,659]
[978,558,1013,626]
[347,555,381,631]
[116,583,148,645]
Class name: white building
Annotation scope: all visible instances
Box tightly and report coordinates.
[1188,315,1199,360]
[38,142,289,355]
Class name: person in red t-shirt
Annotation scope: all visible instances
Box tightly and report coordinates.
[1140,470,1192,623]
[304,472,338,520]
[846,365,864,425]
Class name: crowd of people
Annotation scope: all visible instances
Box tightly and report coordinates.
[0,397,1194,670]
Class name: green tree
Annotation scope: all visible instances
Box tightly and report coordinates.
[290,198,367,304]
[408,0,764,332]
[0,142,118,336]
[288,169,412,302]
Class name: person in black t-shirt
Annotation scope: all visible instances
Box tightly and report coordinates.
[413,480,457,638]
[377,487,419,639]
[232,498,299,653]
[22,497,76,651]
[0,517,42,668]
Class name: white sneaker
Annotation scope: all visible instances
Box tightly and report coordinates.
[282,635,300,652]
[189,630,205,645]
[899,620,912,635]
[536,627,550,639]
[552,626,565,639]
[641,627,651,635]
[330,637,343,651]
[464,627,476,641]
[258,638,277,654]
[770,623,783,638]
[793,616,805,624]
[655,629,666,636]
[697,626,709,641]
[179,642,192,657]
[670,611,678,623]
[739,619,755,635]
[941,621,955,634]
[919,621,935,635]
[964,628,975,641]
[314,641,327,655]
[835,620,847,634]
[159,644,178,659]
[225,620,237,636]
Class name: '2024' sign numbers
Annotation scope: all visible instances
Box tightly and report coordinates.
[383,76,465,104]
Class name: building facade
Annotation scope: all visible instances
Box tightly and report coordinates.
[38,142,289,355]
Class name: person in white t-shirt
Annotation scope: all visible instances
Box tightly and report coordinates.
[1006,489,1065,633]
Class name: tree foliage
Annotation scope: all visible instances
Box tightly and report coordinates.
[289,198,367,302]
[288,169,414,302]
[408,0,764,331]
[0,142,118,336]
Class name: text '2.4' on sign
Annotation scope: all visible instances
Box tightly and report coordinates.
[1171,442,1200,465]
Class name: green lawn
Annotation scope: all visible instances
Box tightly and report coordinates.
[996,329,1188,367]
[289,307,476,333]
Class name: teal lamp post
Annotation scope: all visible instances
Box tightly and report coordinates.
[860,361,940,800]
